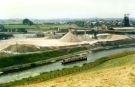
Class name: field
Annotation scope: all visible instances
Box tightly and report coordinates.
[3,24,78,30]
[1,51,135,87]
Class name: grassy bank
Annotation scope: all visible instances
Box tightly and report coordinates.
[1,51,135,87]
[0,46,88,68]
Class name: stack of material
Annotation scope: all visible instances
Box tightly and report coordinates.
[78,34,93,41]
[97,34,112,39]
[3,44,40,53]
[110,34,129,40]
[60,31,80,42]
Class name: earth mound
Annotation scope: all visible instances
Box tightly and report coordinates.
[3,44,40,53]
[60,31,80,42]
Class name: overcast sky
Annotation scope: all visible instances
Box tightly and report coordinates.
[1,0,135,19]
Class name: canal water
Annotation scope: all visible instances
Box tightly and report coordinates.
[0,47,135,83]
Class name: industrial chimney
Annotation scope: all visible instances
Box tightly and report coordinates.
[123,14,130,27]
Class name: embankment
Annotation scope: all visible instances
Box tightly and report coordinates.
[0,46,88,73]
[1,51,135,87]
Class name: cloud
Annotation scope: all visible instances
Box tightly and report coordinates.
[1,0,135,19]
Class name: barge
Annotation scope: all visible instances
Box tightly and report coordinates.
[62,55,87,64]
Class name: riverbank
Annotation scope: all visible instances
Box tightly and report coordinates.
[20,62,135,87]
[1,51,135,87]
[0,46,88,73]
[0,38,135,74]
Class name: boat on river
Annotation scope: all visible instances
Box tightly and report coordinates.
[62,55,87,64]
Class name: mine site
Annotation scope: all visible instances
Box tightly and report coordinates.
[1,0,135,87]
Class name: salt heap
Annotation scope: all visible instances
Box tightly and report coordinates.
[60,31,80,42]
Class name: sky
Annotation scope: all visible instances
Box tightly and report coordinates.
[0,0,135,19]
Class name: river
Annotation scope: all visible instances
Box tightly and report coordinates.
[0,47,135,84]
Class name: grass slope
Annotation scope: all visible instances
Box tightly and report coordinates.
[22,62,135,87]
[92,54,135,70]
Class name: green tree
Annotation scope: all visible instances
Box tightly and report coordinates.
[74,21,85,27]
[23,19,34,25]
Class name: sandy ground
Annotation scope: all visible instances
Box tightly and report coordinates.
[0,38,77,51]
[0,34,129,51]
[17,64,135,87]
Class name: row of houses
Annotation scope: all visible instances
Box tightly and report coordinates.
[0,28,27,33]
